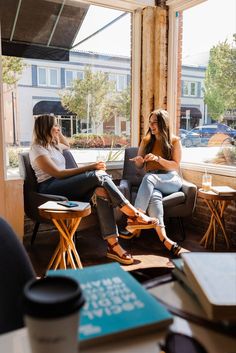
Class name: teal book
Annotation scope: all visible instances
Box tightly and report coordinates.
[48,263,173,347]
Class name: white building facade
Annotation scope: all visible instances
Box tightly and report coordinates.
[16,51,206,145]
[17,51,131,145]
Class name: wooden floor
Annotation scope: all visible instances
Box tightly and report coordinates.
[23,218,236,279]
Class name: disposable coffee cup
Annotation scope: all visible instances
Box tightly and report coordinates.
[23,276,85,353]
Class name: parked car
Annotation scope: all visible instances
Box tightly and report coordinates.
[182,123,236,147]
[178,128,188,140]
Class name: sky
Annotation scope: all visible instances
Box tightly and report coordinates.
[73,0,236,64]
[182,0,236,65]
[74,6,131,57]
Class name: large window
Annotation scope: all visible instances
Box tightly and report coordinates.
[169,0,236,175]
[2,0,133,178]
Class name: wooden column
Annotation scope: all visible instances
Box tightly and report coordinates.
[0,25,24,240]
[141,6,168,136]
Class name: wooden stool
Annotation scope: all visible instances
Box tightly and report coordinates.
[39,206,91,270]
[197,189,236,250]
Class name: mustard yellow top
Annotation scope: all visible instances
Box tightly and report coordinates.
[139,135,179,172]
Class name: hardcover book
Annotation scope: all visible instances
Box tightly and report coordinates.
[48,263,173,347]
[149,281,236,338]
[210,186,236,195]
[171,259,197,299]
[181,252,236,321]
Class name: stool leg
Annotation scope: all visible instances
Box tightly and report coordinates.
[47,243,60,270]
[52,218,83,269]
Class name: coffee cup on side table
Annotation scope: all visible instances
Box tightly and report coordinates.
[23,276,85,353]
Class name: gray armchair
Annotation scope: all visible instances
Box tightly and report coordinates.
[19,150,75,245]
[119,147,197,240]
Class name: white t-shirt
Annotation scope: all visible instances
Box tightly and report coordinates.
[29,144,66,183]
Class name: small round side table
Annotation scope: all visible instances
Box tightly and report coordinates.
[39,206,91,270]
[197,189,236,250]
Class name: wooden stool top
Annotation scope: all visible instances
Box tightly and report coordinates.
[39,205,91,220]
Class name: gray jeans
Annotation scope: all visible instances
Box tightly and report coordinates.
[38,170,129,239]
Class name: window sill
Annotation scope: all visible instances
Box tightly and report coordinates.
[77,161,124,170]
[181,161,236,177]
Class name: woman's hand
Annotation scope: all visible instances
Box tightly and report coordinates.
[144,153,159,162]
[89,161,107,171]
[58,131,70,148]
[130,156,144,164]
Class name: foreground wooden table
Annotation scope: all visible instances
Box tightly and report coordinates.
[197,189,236,250]
[1,314,235,353]
[39,206,91,270]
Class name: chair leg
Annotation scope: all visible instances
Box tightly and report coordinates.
[31,222,40,246]
[178,217,186,242]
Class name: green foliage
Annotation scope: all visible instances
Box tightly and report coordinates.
[2,56,25,85]
[69,134,105,148]
[60,67,115,130]
[102,85,131,121]
[204,37,236,120]
[8,148,23,168]
[69,133,129,149]
[106,140,127,161]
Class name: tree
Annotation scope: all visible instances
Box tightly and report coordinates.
[2,56,25,85]
[204,36,236,121]
[60,67,115,132]
[102,84,131,122]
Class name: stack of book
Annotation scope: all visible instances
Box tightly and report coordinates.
[171,253,236,323]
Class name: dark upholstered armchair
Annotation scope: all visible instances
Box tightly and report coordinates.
[118,147,197,240]
[19,149,97,245]
[0,217,35,334]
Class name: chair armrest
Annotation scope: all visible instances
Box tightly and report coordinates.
[118,179,131,201]
[37,193,68,202]
[30,192,68,208]
[181,179,197,212]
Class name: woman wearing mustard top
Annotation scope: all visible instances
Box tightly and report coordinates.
[128,109,186,256]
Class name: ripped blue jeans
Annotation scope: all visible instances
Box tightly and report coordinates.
[134,171,182,227]
[38,170,129,239]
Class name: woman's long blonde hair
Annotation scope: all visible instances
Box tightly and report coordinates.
[144,109,172,160]
[32,114,57,148]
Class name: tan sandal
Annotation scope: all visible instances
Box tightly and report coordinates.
[126,211,158,232]
[119,229,141,240]
[107,241,134,265]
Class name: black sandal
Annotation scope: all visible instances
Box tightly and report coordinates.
[162,238,182,257]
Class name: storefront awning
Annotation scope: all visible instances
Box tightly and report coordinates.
[0,0,89,61]
[181,106,202,119]
[33,100,76,116]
